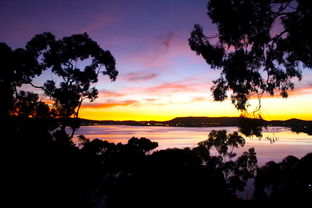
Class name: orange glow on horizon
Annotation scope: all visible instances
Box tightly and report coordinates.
[78,92,312,121]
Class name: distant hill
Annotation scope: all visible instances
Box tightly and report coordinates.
[80,116,312,129]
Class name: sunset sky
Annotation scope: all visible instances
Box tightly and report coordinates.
[1,0,312,121]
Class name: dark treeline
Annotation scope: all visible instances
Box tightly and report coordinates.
[3,116,312,207]
[3,117,256,207]
[2,0,312,204]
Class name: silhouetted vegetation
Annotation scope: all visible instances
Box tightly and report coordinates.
[3,115,312,207]
[189,0,312,112]
[2,13,312,206]
[255,153,312,203]
[1,32,118,136]
[1,32,119,207]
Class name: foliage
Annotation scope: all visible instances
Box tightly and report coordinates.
[198,130,245,159]
[4,113,311,207]
[238,116,266,138]
[254,153,312,201]
[189,0,312,111]
[0,42,43,117]
[197,130,257,192]
[12,91,53,118]
[0,32,118,138]
[26,32,118,120]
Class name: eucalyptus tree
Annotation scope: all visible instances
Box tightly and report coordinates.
[189,0,312,112]
[1,32,118,137]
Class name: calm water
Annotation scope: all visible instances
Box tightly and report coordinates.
[74,125,312,166]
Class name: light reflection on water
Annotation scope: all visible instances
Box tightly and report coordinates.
[74,125,312,166]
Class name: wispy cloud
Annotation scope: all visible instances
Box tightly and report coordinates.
[119,32,179,71]
[191,97,207,102]
[123,78,212,96]
[82,100,138,109]
[144,98,157,102]
[141,56,171,69]
[98,90,125,98]
[123,72,158,81]
[158,32,175,51]
[250,86,312,99]
[147,83,194,93]
[282,86,312,97]
[84,78,213,111]
[79,10,120,34]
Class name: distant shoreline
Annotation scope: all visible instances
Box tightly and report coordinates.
[79,116,312,135]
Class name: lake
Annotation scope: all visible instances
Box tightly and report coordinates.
[74,125,312,166]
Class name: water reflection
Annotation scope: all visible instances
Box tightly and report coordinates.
[74,125,312,166]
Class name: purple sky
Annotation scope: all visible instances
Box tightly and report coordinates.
[1,0,312,120]
[1,0,216,88]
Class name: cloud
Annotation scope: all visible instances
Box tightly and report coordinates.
[120,83,193,96]
[98,90,125,98]
[141,57,171,69]
[82,100,138,109]
[159,32,175,51]
[120,49,172,71]
[123,72,158,81]
[147,83,194,93]
[145,79,212,94]
[79,12,118,33]
[122,78,212,97]
[119,32,180,71]
[191,97,207,102]
[144,98,157,102]
[250,86,312,99]
[282,86,312,97]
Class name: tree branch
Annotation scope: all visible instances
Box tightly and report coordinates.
[207,33,220,39]
[75,98,86,118]
[29,82,45,91]
[271,1,293,15]
[272,29,288,43]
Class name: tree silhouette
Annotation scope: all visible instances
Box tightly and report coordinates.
[238,116,266,138]
[25,32,118,133]
[1,33,118,207]
[11,91,53,118]
[0,32,119,149]
[196,130,257,193]
[1,32,118,127]
[189,0,312,111]
[198,130,245,160]
[0,42,43,118]
[254,153,312,202]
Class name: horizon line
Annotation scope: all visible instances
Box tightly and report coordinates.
[78,116,311,122]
